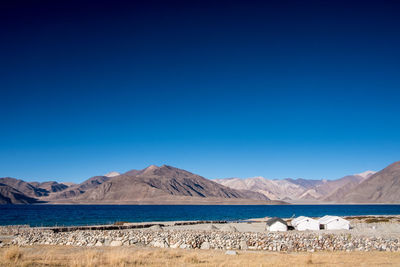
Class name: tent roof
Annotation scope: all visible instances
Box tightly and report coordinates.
[318,215,349,224]
[291,216,318,226]
[266,217,287,226]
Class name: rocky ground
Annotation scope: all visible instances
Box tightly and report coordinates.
[2,216,400,253]
[7,228,400,252]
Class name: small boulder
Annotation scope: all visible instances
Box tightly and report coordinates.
[104,238,111,246]
[200,242,210,250]
[110,240,123,247]
[153,240,168,248]
[239,241,248,250]
[225,250,237,255]
[180,243,189,249]
[149,225,163,231]
[170,242,181,249]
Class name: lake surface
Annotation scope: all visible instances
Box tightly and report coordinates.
[1,205,400,227]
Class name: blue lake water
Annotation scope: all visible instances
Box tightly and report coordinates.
[1,205,400,227]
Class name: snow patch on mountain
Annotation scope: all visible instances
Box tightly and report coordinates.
[104,171,121,177]
[355,170,376,179]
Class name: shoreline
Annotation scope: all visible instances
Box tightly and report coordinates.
[4,202,400,205]
[1,214,400,228]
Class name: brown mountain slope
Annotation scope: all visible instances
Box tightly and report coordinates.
[214,175,366,202]
[323,179,361,202]
[48,176,110,200]
[0,183,39,204]
[58,165,282,204]
[30,181,69,193]
[214,177,306,200]
[297,175,367,202]
[214,171,375,203]
[284,178,324,189]
[323,171,376,202]
[0,177,48,197]
[339,161,400,203]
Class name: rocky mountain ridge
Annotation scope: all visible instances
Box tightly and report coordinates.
[1,161,399,204]
[0,165,282,205]
[214,170,382,203]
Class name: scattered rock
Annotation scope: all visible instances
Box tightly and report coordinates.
[104,238,111,246]
[153,240,168,248]
[110,240,123,247]
[240,240,248,250]
[9,226,400,252]
[170,242,181,249]
[179,243,189,249]
[200,242,210,249]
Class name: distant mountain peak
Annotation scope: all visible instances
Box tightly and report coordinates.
[140,164,160,175]
[140,164,190,177]
[147,164,159,169]
[124,164,173,177]
[104,171,120,178]
[249,176,265,180]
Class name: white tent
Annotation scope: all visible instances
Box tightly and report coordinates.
[291,216,320,231]
[318,215,350,230]
[266,217,288,232]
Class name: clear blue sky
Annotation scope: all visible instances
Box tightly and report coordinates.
[1,0,399,183]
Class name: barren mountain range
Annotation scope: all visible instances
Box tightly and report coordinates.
[0,165,281,205]
[214,171,376,203]
[0,161,399,204]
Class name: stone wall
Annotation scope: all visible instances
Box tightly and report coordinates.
[10,229,400,252]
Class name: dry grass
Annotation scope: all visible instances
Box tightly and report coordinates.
[345,216,399,223]
[365,218,390,223]
[306,254,313,264]
[114,221,129,226]
[1,246,400,267]
[3,246,22,263]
